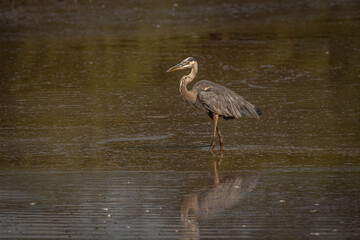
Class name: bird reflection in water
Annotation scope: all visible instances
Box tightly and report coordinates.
[180,152,259,239]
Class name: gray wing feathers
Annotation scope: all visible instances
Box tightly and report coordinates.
[195,81,260,119]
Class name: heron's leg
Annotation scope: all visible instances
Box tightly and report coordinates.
[210,114,219,151]
[216,127,224,151]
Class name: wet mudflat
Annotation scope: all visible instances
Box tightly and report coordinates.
[0,0,359,239]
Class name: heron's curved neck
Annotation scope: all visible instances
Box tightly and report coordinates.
[179,63,198,102]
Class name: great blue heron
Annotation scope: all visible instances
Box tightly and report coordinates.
[166,57,262,150]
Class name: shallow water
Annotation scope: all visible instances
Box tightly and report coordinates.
[0,0,359,239]
[1,165,359,239]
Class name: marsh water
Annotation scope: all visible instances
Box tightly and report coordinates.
[0,1,359,239]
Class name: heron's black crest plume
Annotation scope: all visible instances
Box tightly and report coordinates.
[185,57,196,62]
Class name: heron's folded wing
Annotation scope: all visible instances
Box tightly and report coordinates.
[197,85,259,119]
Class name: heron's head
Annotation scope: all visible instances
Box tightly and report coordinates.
[166,57,197,72]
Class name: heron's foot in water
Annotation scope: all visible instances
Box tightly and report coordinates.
[219,144,224,152]
[210,144,224,152]
[219,139,224,152]
[210,141,216,152]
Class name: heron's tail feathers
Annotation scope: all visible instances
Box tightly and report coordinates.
[255,107,262,116]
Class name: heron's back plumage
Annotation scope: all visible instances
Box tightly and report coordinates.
[193,80,261,119]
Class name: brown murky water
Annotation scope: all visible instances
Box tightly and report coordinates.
[0,1,359,239]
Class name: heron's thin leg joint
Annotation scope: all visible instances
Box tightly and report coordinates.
[211,114,219,150]
[217,127,224,151]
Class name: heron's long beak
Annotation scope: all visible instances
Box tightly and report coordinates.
[166,63,185,72]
